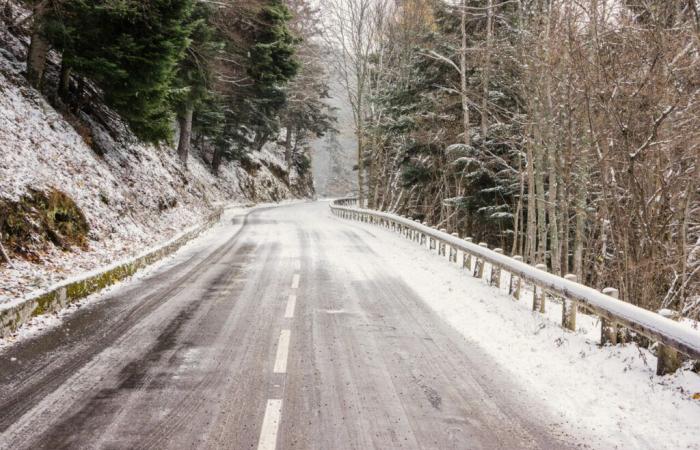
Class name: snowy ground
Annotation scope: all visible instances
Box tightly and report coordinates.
[342,210,700,450]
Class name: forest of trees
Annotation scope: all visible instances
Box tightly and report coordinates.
[328,0,700,318]
[17,0,335,176]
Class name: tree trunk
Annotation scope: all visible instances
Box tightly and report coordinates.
[546,147,560,275]
[284,126,294,185]
[512,154,524,256]
[544,1,561,275]
[26,1,50,90]
[356,126,365,207]
[481,0,493,137]
[460,0,470,148]
[0,239,12,268]
[560,183,570,275]
[177,107,194,167]
[526,141,537,263]
[58,61,71,99]
[284,126,293,166]
[212,145,223,176]
[574,175,586,283]
[535,143,547,264]
[367,138,376,209]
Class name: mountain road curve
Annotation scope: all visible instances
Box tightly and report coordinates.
[0,201,579,449]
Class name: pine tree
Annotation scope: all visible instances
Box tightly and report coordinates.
[210,0,300,175]
[172,2,223,165]
[46,0,194,142]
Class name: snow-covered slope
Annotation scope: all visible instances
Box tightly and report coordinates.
[0,3,313,303]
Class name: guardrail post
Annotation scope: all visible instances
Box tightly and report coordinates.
[562,274,578,331]
[420,222,427,246]
[533,264,548,312]
[491,249,503,287]
[600,288,620,345]
[510,256,523,299]
[475,243,488,278]
[463,238,473,270]
[439,229,447,256]
[656,309,682,375]
[450,233,459,263]
[414,220,421,243]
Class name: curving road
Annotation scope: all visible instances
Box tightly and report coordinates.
[0,202,576,449]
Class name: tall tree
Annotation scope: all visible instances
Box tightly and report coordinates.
[325,0,390,206]
[45,0,194,142]
[209,0,299,175]
[173,2,222,165]
[280,0,336,181]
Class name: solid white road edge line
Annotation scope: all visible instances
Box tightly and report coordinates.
[257,399,283,450]
[273,329,291,374]
[291,274,300,289]
[285,295,297,319]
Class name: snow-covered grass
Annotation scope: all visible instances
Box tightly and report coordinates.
[343,213,700,450]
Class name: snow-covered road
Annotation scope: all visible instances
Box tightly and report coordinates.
[0,202,698,449]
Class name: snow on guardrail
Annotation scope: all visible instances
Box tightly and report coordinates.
[330,198,700,373]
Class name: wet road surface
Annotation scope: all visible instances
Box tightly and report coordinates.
[0,202,576,449]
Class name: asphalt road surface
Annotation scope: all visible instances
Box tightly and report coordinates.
[0,202,577,449]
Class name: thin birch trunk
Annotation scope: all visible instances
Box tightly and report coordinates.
[481,0,493,137]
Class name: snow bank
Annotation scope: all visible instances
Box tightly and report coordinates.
[331,204,700,360]
[338,207,700,449]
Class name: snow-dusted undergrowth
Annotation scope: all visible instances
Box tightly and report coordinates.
[344,213,700,450]
[0,8,310,304]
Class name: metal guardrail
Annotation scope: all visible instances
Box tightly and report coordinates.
[330,198,700,375]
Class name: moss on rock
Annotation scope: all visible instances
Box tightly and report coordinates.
[0,188,90,261]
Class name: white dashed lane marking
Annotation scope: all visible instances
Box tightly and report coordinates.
[285,295,297,319]
[273,330,291,374]
[257,399,283,450]
[257,273,298,448]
